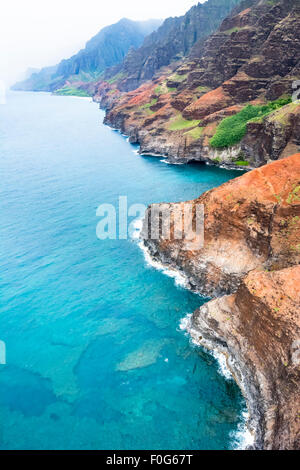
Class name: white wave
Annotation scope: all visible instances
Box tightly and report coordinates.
[179,313,192,332]
[231,410,255,450]
[140,152,166,158]
[180,313,233,380]
[133,217,188,288]
[179,312,254,449]
[211,350,233,380]
[139,241,188,288]
[160,159,184,165]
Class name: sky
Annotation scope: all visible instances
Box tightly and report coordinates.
[0,0,202,86]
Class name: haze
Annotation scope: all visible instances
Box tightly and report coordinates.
[0,0,202,86]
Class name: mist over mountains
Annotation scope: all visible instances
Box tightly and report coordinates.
[12,18,163,92]
[13,0,241,93]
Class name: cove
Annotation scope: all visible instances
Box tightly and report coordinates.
[0,91,246,450]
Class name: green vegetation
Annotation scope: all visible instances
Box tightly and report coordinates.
[235,160,250,166]
[196,86,211,93]
[107,72,126,84]
[286,184,300,204]
[154,85,164,95]
[68,70,104,82]
[54,86,90,97]
[141,98,158,110]
[271,101,300,125]
[108,89,118,95]
[168,114,201,131]
[210,98,292,149]
[184,126,204,140]
[291,244,300,253]
[169,73,188,83]
[223,26,242,35]
[154,83,177,95]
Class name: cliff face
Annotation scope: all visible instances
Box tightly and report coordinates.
[105,0,242,92]
[188,266,300,449]
[141,155,300,449]
[12,19,162,92]
[96,0,300,168]
[142,154,300,296]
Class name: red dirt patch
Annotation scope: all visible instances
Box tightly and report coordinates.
[183,87,233,120]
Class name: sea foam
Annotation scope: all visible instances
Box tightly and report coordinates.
[133,218,188,289]
[180,313,255,449]
[135,216,253,449]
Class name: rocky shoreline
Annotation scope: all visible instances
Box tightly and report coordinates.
[181,311,260,449]
[101,98,300,448]
[139,238,269,450]
[92,0,300,449]
[184,266,300,450]
[102,108,257,171]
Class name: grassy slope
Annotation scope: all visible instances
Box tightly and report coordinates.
[210,98,292,149]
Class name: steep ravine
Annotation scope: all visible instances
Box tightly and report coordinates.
[140,155,300,449]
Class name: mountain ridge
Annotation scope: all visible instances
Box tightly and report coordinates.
[104,0,242,92]
[97,0,300,169]
[12,18,162,92]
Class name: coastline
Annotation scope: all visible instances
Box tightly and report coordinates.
[137,234,256,450]
[179,312,259,450]
[97,104,255,172]
[102,113,274,450]
[179,314,256,450]
[133,152,300,450]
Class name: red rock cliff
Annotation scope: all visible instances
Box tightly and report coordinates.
[141,154,300,449]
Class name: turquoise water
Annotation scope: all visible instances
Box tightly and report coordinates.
[0,91,246,450]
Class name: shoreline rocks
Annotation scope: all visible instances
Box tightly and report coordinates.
[186,266,300,449]
[141,155,300,449]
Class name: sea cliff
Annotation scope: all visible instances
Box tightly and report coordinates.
[95,0,300,448]
[140,155,300,449]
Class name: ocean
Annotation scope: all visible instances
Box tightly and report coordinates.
[0,90,247,449]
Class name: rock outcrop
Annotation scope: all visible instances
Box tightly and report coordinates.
[141,154,300,449]
[142,154,300,296]
[187,266,300,449]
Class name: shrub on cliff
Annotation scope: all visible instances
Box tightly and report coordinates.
[210,98,292,149]
[54,86,91,97]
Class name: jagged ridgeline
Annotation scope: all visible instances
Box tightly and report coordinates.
[12,18,163,92]
[99,0,300,168]
[104,0,243,92]
[13,0,242,94]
